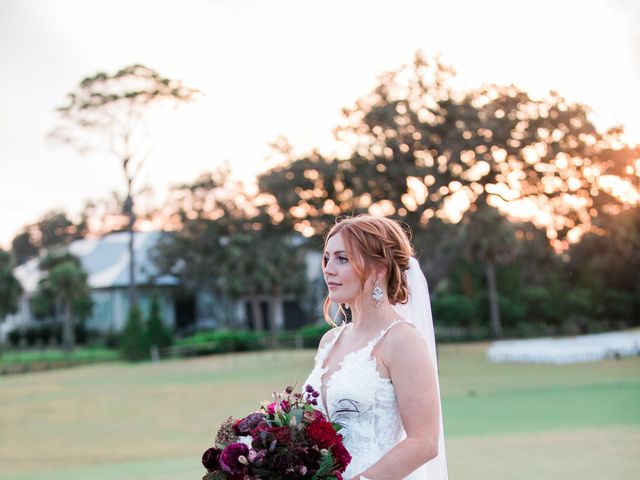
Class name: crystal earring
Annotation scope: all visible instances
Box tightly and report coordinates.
[372,279,384,308]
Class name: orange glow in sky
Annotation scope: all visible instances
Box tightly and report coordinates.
[0,0,639,248]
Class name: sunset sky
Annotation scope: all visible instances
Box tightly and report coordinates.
[1,0,639,249]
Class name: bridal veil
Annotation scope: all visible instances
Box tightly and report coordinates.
[392,257,448,480]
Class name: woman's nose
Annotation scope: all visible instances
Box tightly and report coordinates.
[324,259,336,275]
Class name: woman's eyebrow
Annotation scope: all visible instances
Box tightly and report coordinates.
[324,249,346,255]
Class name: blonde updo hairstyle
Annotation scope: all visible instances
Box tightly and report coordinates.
[322,215,414,324]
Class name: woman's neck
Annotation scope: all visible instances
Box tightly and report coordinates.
[349,301,398,334]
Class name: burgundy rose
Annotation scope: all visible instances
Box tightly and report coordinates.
[268,425,292,445]
[219,443,250,475]
[330,441,352,472]
[235,412,267,435]
[201,447,221,471]
[305,419,340,448]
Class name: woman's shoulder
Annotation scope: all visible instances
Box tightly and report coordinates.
[381,320,423,348]
[318,323,347,350]
[379,320,430,374]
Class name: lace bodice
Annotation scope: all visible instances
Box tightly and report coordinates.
[303,320,414,479]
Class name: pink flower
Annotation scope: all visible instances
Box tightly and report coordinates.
[266,400,290,414]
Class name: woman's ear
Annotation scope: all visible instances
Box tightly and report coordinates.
[375,264,388,281]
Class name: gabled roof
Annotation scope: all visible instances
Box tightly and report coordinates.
[14,231,178,293]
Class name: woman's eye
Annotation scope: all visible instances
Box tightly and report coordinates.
[323,257,329,266]
[338,256,348,264]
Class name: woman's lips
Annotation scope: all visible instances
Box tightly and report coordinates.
[327,282,341,290]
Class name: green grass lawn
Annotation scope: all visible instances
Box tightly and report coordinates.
[0,343,638,480]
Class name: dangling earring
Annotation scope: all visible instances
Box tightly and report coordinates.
[372,278,384,308]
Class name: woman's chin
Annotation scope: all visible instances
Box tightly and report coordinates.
[329,293,349,304]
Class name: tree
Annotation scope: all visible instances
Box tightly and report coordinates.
[259,52,639,336]
[11,210,85,265]
[33,251,92,351]
[566,205,640,327]
[51,64,199,309]
[11,231,39,266]
[258,151,343,241]
[217,228,308,339]
[456,205,519,336]
[153,167,308,334]
[0,248,23,320]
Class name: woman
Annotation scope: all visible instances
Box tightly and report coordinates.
[303,215,447,480]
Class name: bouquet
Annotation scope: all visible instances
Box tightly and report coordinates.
[201,385,351,480]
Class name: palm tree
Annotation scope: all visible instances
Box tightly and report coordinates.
[35,252,91,352]
[459,203,518,337]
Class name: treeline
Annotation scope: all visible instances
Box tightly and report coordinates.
[2,53,638,338]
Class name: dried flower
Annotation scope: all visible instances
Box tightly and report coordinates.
[215,417,239,447]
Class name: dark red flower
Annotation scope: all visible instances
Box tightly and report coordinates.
[232,418,244,435]
[250,421,270,442]
[201,447,221,471]
[219,443,249,475]
[330,442,352,472]
[305,419,340,448]
[268,425,292,445]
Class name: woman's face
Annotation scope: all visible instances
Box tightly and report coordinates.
[323,232,362,305]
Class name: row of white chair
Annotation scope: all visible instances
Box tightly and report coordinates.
[487,331,640,364]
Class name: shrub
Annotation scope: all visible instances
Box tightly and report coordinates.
[146,294,172,349]
[475,293,526,330]
[519,286,563,326]
[4,322,82,347]
[432,294,477,327]
[297,322,332,348]
[174,329,265,355]
[120,305,150,362]
[7,328,21,347]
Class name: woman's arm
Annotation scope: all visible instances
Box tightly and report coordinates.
[353,324,440,480]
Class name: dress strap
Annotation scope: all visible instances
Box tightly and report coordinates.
[369,319,414,350]
[318,324,348,360]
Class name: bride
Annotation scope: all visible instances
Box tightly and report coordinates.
[303,215,448,480]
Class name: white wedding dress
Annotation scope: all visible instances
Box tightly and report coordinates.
[303,320,423,480]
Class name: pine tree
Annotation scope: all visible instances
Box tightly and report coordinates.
[120,305,150,362]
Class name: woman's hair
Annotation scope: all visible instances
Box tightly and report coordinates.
[322,215,415,324]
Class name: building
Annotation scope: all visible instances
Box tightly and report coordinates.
[1,230,322,341]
